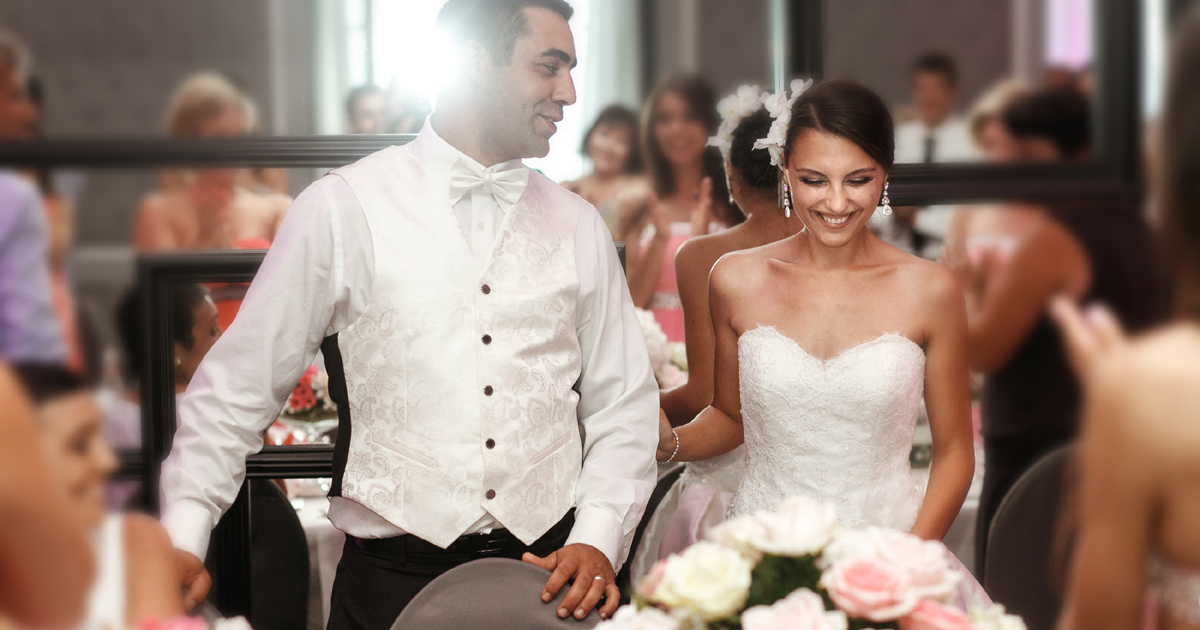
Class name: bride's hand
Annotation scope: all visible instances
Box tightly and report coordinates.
[656,409,676,462]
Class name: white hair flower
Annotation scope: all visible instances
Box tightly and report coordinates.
[709,85,764,160]
[753,78,814,167]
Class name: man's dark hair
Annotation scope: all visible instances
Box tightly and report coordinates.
[345,84,384,119]
[116,283,209,384]
[436,0,574,66]
[1002,86,1091,157]
[11,363,86,407]
[912,51,959,87]
[580,104,641,173]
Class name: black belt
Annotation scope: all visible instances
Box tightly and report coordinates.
[346,509,575,558]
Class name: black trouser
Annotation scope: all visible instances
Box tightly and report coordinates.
[975,435,1068,582]
[326,511,574,630]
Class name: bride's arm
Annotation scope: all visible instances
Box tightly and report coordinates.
[657,256,745,462]
[911,266,975,541]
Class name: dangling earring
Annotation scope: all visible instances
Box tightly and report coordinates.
[780,172,793,218]
[880,180,892,217]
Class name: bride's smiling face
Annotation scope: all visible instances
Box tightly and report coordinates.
[786,128,886,248]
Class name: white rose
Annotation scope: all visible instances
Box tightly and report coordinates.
[636,308,669,373]
[742,588,848,630]
[763,90,791,118]
[753,495,838,557]
[736,84,763,116]
[598,605,680,630]
[709,514,770,561]
[653,542,754,621]
[969,605,1027,630]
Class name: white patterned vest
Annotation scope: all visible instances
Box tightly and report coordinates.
[325,145,584,548]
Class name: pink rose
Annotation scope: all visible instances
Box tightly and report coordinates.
[741,588,848,630]
[873,533,960,602]
[638,559,668,599]
[139,618,208,630]
[899,600,971,630]
[821,558,918,622]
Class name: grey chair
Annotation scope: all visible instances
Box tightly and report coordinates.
[392,558,602,630]
[983,445,1077,630]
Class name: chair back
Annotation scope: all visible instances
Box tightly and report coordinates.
[983,445,1076,630]
[392,558,602,630]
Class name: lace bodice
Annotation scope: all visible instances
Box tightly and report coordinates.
[729,326,926,531]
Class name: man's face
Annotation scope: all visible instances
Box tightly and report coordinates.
[349,92,386,134]
[0,66,38,141]
[912,71,956,128]
[480,7,578,160]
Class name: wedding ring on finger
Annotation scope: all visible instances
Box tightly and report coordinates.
[593,576,606,585]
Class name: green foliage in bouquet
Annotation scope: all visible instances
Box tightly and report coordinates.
[744,554,824,609]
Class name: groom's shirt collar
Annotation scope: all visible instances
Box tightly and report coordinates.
[410,119,526,210]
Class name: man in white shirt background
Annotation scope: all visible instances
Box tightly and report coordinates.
[160,1,659,628]
[889,52,979,258]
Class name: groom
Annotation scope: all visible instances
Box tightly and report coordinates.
[159,1,659,627]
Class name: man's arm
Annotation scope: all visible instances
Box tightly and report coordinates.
[524,205,659,620]
[160,176,370,574]
[0,176,67,363]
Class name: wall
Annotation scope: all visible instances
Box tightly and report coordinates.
[650,0,773,95]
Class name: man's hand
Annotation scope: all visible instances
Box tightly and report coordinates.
[174,549,211,611]
[522,544,619,621]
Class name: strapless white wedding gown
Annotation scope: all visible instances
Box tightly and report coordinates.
[729,326,926,531]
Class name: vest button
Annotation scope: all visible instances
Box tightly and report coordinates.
[485,489,496,500]
[483,385,494,396]
[481,284,491,295]
[485,438,495,449]
[482,334,492,345]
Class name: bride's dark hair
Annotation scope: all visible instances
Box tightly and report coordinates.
[730,109,780,193]
[782,80,895,171]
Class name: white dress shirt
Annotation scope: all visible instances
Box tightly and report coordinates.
[894,116,977,164]
[162,121,659,569]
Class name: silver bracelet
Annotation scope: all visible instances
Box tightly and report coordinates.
[658,428,680,464]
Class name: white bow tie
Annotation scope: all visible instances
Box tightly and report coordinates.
[447,159,529,209]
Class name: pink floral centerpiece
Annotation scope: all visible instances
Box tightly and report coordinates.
[601,495,1024,630]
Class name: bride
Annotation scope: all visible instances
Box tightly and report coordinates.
[655,80,975,540]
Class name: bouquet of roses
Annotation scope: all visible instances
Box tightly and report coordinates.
[602,495,1025,630]
[137,616,252,630]
[636,308,688,389]
[279,363,337,421]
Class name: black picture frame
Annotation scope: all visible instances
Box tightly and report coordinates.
[787,0,1143,205]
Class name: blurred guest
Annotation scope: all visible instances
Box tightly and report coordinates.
[616,75,738,340]
[384,84,432,134]
[24,75,94,378]
[659,106,803,423]
[14,364,183,627]
[895,52,976,164]
[132,72,291,252]
[0,363,93,629]
[633,103,805,582]
[889,52,977,259]
[561,104,643,234]
[0,32,66,364]
[945,86,1158,579]
[1054,11,1200,627]
[346,84,387,134]
[944,81,1044,293]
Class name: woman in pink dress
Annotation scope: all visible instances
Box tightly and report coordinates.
[616,75,739,342]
